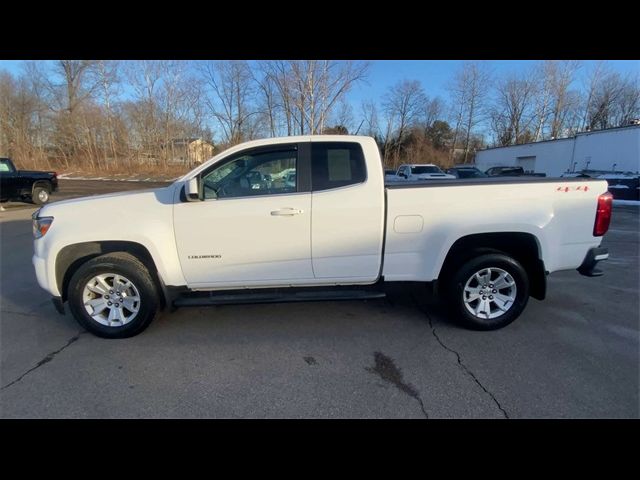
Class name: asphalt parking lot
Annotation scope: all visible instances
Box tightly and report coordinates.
[1,180,638,418]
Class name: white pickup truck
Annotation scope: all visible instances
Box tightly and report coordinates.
[390,163,456,181]
[32,136,612,338]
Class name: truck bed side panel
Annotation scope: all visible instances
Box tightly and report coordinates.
[383,179,609,282]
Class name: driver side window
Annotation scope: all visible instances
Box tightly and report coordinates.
[201,148,297,200]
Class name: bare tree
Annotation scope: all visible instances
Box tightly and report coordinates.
[532,61,555,141]
[581,61,609,131]
[360,99,380,138]
[3,59,637,177]
[25,60,101,166]
[261,61,295,136]
[490,70,537,146]
[447,90,466,162]
[423,96,444,130]
[282,60,369,135]
[448,61,491,163]
[613,75,640,126]
[328,98,354,133]
[547,60,581,138]
[125,60,165,164]
[253,62,281,137]
[94,60,121,164]
[588,73,624,130]
[0,71,42,167]
[382,79,426,166]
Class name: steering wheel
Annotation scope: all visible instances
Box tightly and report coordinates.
[202,180,221,198]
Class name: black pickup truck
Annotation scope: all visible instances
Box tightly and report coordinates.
[0,157,58,205]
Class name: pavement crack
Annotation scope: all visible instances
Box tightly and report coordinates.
[1,310,41,318]
[366,351,429,419]
[1,332,86,391]
[427,314,510,419]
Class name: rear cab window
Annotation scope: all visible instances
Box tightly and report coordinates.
[311,142,366,191]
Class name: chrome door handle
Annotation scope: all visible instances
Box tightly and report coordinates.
[270,208,303,216]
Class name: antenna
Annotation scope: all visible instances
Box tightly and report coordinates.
[354,119,365,136]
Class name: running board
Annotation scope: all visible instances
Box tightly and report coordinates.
[173,289,386,307]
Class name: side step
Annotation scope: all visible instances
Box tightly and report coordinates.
[173,289,386,307]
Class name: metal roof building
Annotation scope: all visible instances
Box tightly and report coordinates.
[474,124,640,177]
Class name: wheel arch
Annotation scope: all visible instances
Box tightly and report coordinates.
[31,180,52,195]
[436,231,547,300]
[56,241,167,306]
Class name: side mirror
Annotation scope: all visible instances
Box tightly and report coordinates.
[185,177,201,201]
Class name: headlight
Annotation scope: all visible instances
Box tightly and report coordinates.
[33,216,54,239]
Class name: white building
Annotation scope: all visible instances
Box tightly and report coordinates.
[474,125,640,177]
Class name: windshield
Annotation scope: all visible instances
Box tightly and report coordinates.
[411,166,442,174]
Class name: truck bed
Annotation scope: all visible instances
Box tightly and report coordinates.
[385,176,596,188]
[382,176,609,282]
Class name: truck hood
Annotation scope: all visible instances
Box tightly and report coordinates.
[37,185,177,217]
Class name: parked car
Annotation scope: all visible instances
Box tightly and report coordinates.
[33,135,612,338]
[596,173,640,201]
[561,170,640,200]
[485,166,546,177]
[0,157,58,205]
[446,166,488,178]
[393,164,455,180]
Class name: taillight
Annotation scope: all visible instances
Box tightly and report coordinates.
[593,192,613,236]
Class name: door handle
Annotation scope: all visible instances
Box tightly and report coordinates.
[270,208,303,216]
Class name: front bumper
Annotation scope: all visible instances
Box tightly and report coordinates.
[577,247,609,277]
[32,253,60,296]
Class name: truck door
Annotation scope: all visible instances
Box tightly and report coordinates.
[309,141,385,281]
[173,143,314,287]
[0,158,17,201]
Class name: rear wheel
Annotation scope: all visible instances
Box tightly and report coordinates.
[67,253,160,338]
[32,186,50,205]
[444,253,529,330]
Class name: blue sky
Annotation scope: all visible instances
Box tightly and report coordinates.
[1,59,638,118]
[348,60,639,105]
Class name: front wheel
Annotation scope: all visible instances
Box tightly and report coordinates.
[444,253,530,330]
[67,253,160,338]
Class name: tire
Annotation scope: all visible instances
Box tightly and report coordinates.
[32,185,50,205]
[444,253,529,330]
[67,252,160,338]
